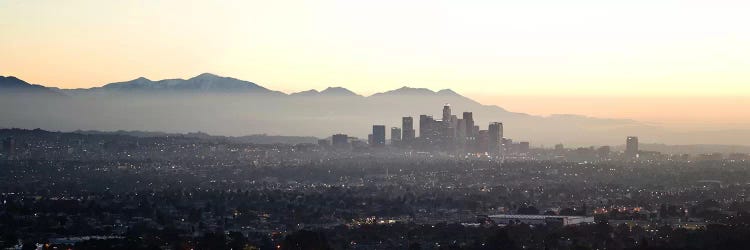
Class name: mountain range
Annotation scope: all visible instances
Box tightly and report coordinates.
[1,73,748,146]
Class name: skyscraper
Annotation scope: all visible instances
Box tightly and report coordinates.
[419,115,435,142]
[462,112,474,139]
[390,127,402,144]
[442,104,452,123]
[477,130,489,154]
[626,136,639,158]
[463,112,475,152]
[372,125,386,146]
[402,117,415,143]
[455,118,466,145]
[488,122,503,156]
[402,116,414,131]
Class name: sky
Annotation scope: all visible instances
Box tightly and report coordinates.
[1,0,749,129]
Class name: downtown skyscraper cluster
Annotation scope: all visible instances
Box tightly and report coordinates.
[407,104,503,156]
[329,104,506,157]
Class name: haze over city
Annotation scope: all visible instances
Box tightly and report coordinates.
[3,0,750,132]
[5,2,750,249]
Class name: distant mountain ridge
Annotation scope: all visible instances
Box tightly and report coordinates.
[291,87,361,97]
[4,73,487,100]
[0,75,62,95]
[2,73,749,146]
[77,73,284,95]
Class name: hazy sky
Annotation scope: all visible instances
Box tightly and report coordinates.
[2,0,749,129]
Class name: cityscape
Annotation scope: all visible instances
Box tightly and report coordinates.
[2,103,750,249]
[3,1,750,249]
[324,104,652,163]
[328,104,508,157]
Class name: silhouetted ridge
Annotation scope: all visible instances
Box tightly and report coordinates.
[97,73,281,94]
[320,87,359,96]
[437,89,460,96]
[0,75,62,95]
[371,86,437,96]
[190,73,221,79]
[291,87,360,97]
[290,89,320,96]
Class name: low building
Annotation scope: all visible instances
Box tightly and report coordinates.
[488,214,594,226]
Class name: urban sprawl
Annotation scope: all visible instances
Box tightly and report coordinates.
[1,105,750,249]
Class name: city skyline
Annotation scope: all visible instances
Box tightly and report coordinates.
[4,72,750,146]
[3,2,750,249]
[2,1,750,130]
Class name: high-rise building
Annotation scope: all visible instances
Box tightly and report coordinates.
[402,117,415,143]
[419,115,435,142]
[442,104,452,123]
[437,106,455,150]
[455,118,466,145]
[402,117,414,131]
[477,130,489,154]
[419,115,429,138]
[332,134,349,149]
[390,127,402,144]
[402,129,415,145]
[626,136,639,158]
[440,122,455,150]
[463,112,474,139]
[488,122,503,156]
[372,125,386,146]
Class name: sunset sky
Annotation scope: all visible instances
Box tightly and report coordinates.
[2,0,749,129]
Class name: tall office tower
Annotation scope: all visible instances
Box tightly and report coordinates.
[402,129,415,145]
[462,112,474,139]
[488,122,503,156]
[440,122,455,150]
[455,118,466,144]
[402,116,414,131]
[450,115,459,137]
[372,125,386,146]
[402,117,415,143]
[390,127,402,144]
[442,104,452,123]
[462,112,475,153]
[477,130,490,154]
[332,134,349,148]
[419,115,434,141]
[625,136,639,158]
